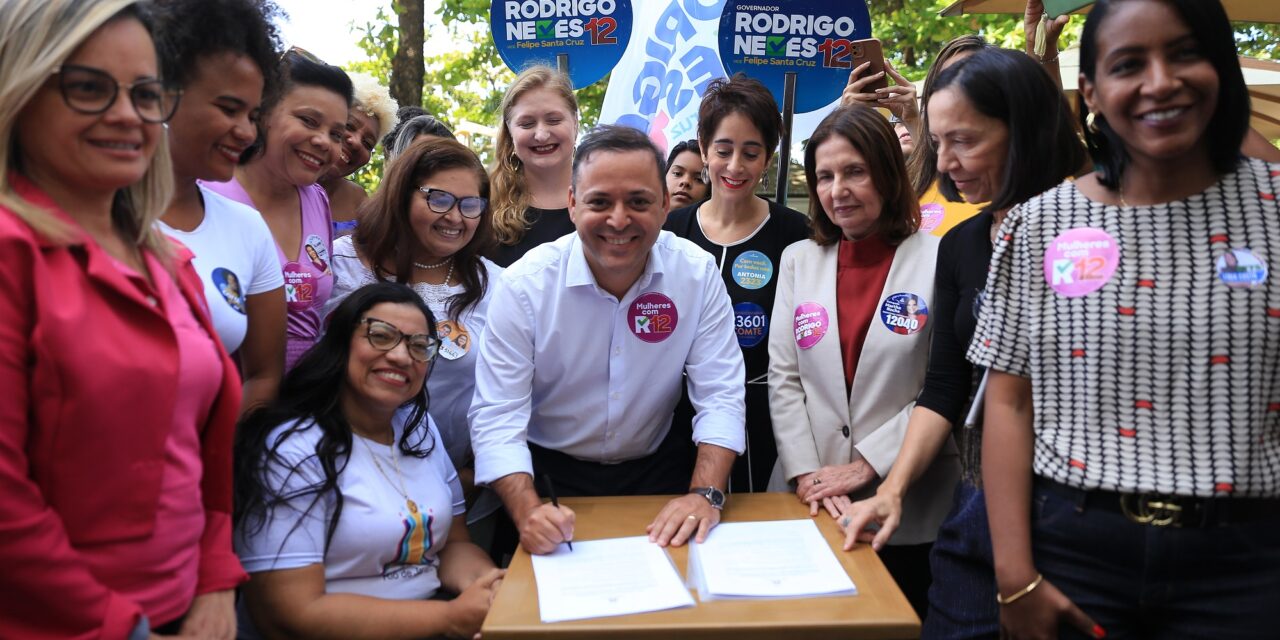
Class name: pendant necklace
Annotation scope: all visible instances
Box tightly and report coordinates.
[359,434,418,514]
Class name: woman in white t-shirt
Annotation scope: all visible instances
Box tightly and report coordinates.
[234,282,503,639]
[155,0,285,413]
[326,137,503,527]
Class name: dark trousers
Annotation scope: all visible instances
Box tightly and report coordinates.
[672,382,774,493]
[922,482,998,640]
[880,542,934,622]
[488,422,698,565]
[1031,479,1280,639]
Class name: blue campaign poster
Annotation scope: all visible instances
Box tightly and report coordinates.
[717,1,873,113]
[491,0,634,87]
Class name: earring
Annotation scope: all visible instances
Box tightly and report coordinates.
[700,166,709,183]
[1086,111,1100,134]
[508,152,521,168]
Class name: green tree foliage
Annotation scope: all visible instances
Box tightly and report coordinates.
[344,0,1277,189]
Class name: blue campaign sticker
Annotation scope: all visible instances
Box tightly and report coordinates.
[879,292,928,336]
[1216,248,1268,289]
[718,1,873,114]
[211,267,246,314]
[490,0,633,88]
[730,250,774,290]
[734,301,769,348]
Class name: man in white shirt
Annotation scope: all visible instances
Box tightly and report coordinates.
[470,125,746,555]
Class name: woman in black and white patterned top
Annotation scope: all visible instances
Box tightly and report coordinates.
[969,1,1280,639]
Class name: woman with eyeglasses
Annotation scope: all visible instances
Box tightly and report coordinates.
[665,139,708,212]
[326,138,503,538]
[235,282,503,639]
[971,1,1280,637]
[203,49,352,370]
[0,1,248,637]
[320,72,398,238]
[154,0,287,418]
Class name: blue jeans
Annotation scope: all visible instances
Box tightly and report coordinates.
[922,482,999,640]
[1031,480,1280,639]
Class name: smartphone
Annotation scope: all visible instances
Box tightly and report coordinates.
[849,38,888,93]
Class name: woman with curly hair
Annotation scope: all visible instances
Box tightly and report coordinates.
[321,72,398,237]
[155,0,287,416]
[485,65,579,268]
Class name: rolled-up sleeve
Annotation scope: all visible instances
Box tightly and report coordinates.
[469,276,539,485]
[684,260,747,454]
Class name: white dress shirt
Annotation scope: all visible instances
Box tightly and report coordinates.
[470,231,746,486]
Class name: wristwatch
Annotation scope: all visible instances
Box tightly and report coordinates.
[690,486,726,510]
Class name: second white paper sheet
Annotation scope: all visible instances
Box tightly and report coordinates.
[688,519,857,600]
[530,536,695,623]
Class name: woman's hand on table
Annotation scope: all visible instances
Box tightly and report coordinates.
[796,460,876,505]
[446,568,506,640]
[836,490,902,551]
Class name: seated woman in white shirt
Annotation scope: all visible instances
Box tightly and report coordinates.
[234,282,503,639]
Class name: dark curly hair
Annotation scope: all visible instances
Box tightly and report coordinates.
[152,0,283,95]
[152,0,283,166]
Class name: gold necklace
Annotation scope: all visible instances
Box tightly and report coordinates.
[358,434,419,514]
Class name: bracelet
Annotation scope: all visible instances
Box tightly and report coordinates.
[996,573,1044,605]
[1040,52,1060,64]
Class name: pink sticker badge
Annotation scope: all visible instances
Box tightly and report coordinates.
[919,203,945,234]
[282,262,315,312]
[1043,228,1120,298]
[629,292,678,343]
[793,302,829,349]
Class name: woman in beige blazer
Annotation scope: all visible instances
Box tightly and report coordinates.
[768,106,960,616]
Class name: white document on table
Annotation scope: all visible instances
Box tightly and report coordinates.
[688,519,857,601]
[530,536,695,623]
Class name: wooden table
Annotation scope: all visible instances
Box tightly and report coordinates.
[481,492,921,639]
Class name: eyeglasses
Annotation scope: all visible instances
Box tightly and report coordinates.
[51,64,181,124]
[418,187,487,219]
[361,317,439,363]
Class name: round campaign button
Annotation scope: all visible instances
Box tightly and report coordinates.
[718,0,873,114]
[437,319,472,360]
[919,203,945,234]
[1215,248,1268,289]
[211,267,246,314]
[1043,227,1120,298]
[304,233,330,274]
[731,250,774,290]
[629,291,678,343]
[880,292,928,335]
[734,302,769,348]
[490,0,633,87]
[793,301,828,350]
[282,261,316,312]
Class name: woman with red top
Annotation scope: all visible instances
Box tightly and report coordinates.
[768,105,961,617]
[0,1,246,638]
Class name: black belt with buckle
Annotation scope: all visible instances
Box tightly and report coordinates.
[1035,478,1280,528]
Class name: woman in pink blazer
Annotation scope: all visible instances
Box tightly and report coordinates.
[0,1,246,637]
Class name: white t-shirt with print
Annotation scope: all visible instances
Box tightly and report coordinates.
[235,411,464,638]
[157,186,283,353]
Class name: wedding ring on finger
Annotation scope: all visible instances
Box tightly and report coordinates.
[687,514,699,521]
[812,477,822,485]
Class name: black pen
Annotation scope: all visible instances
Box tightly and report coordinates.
[542,474,573,551]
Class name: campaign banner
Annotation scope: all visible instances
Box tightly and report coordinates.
[598,0,855,156]
[719,1,872,113]
[491,0,634,87]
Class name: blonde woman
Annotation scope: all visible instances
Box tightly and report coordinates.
[320,71,398,237]
[486,65,579,268]
[0,1,246,637]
